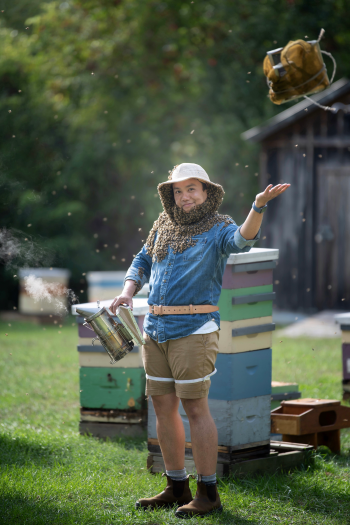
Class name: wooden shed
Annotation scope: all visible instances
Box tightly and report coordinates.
[242,78,350,312]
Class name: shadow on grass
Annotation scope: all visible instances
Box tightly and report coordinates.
[79,430,148,454]
[0,433,71,468]
[0,494,79,525]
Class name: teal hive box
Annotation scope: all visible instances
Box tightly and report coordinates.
[80,367,146,410]
[209,349,272,400]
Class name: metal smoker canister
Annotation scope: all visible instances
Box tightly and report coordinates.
[76,306,134,364]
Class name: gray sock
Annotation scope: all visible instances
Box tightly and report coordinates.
[198,473,217,485]
[166,468,187,481]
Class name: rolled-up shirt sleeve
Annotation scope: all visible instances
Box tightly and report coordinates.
[218,223,261,257]
[234,225,261,249]
[124,244,152,295]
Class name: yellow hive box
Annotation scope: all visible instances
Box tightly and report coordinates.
[219,316,274,354]
[78,345,143,368]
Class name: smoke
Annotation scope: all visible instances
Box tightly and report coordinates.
[0,227,53,270]
[0,227,79,315]
[24,275,79,314]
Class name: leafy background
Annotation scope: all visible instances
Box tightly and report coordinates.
[1,0,350,308]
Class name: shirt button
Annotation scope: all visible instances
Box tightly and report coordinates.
[163,279,166,282]
[161,296,164,299]
[165,272,167,274]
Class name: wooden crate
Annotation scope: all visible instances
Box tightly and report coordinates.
[210,349,271,400]
[78,345,142,368]
[219,316,274,354]
[148,396,271,448]
[147,441,312,478]
[79,367,146,410]
[271,398,350,453]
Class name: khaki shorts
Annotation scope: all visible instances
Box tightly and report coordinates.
[142,331,219,399]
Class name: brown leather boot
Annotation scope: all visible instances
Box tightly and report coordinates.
[136,474,193,510]
[175,480,223,518]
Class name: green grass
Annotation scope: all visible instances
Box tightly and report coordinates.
[0,319,350,524]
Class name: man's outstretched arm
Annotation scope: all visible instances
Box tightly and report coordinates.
[240,183,290,240]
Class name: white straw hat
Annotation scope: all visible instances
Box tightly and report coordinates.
[158,163,222,190]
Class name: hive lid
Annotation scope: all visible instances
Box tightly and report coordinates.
[334,312,350,325]
[227,247,279,265]
[71,298,149,316]
[282,398,340,407]
[18,267,71,278]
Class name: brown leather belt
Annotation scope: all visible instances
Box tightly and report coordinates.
[149,304,219,316]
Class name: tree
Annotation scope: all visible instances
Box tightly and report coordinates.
[1,0,349,308]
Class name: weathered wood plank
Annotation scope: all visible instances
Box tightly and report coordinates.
[79,421,146,439]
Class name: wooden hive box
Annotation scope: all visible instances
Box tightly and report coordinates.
[148,397,271,449]
[79,367,146,410]
[218,249,278,323]
[209,349,272,401]
[335,313,350,399]
[342,344,350,380]
[219,316,275,354]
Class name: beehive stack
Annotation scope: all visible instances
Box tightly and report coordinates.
[335,313,350,401]
[147,247,279,476]
[72,298,149,438]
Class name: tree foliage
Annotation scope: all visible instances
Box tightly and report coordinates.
[1,0,349,307]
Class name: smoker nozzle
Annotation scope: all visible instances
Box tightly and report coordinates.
[76,308,94,318]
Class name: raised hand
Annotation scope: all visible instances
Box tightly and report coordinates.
[255,183,290,208]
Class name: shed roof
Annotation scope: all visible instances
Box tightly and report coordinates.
[242,78,350,143]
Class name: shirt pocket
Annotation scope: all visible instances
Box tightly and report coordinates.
[183,238,207,261]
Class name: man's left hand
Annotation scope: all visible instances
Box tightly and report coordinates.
[255,183,291,208]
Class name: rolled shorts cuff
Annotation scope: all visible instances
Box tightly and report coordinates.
[146,368,217,384]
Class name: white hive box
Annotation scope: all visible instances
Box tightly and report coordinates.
[87,271,149,302]
[18,268,70,315]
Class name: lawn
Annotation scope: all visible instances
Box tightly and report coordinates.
[0,318,349,524]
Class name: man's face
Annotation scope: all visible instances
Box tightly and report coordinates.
[173,178,207,213]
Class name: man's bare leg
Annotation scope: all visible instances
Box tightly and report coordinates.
[152,392,185,471]
[181,397,218,475]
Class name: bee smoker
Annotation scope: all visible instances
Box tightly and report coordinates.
[76,304,145,364]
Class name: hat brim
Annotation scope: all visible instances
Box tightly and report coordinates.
[158,176,223,190]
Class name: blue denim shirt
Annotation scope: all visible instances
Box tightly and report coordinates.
[125,222,260,342]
